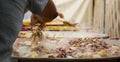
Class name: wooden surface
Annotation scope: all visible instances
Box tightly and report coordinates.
[105,0,120,37]
[93,0,104,33]
[82,0,120,37]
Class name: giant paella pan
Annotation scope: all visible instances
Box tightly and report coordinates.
[11,31,120,62]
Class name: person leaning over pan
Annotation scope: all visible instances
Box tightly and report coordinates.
[0,0,58,62]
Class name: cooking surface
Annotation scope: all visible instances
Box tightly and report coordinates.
[12,34,120,59]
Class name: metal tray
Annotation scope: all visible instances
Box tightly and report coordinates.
[11,56,120,62]
[12,37,120,62]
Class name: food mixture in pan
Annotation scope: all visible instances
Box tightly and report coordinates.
[12,37,120,58]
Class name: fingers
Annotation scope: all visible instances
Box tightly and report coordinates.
[31,14,39,26]
[39,23,45,30]
[31,14,46,30]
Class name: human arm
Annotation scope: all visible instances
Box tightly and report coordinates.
[30,0,58,28]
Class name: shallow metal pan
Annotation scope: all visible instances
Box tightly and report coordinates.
[11,56,120,62]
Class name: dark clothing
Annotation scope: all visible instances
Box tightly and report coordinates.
[0,0,48,62]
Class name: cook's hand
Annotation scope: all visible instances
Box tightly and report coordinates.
[31,14,46,30]
[31,0,58,29]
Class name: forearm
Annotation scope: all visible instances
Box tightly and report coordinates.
[34,0,58,22]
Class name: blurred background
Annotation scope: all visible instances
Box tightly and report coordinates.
[23,0,120,37]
